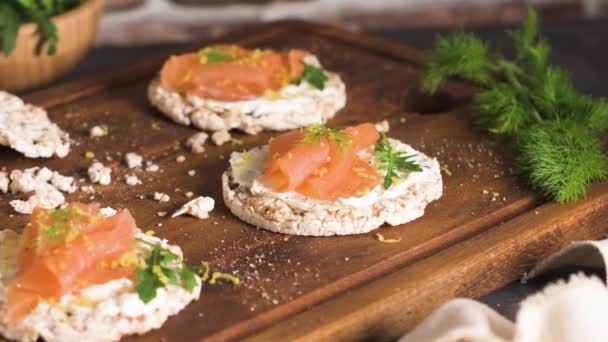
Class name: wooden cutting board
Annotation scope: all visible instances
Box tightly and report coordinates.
[2,21,608,342]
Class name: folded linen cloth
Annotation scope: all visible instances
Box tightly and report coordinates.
[400,239,608,342]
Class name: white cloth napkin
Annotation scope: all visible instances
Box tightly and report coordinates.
[400,240,608,342]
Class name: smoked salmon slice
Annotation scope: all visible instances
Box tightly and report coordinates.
[261,123,382,200]
[6,204,138,326]
[160,45,310,102]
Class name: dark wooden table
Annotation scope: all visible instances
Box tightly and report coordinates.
[47,17,608,324]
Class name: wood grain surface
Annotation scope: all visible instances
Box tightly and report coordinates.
[2,21,607,342]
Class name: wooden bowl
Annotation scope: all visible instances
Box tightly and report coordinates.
[0,0,105,93]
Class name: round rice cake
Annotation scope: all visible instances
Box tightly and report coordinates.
[0,230,201,342]
[147,55,346,135]
[0,91,70,159]
[222,138,443,236]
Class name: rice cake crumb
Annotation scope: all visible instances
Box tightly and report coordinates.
[125,152,143,169]
[154,192,170,203]
[176,155,186,163]
[50,172,77,193]
[9,183,65,214]
[211,130,231,146]
[6,167,77,214]
[88,162,112,185]
[145,162,160,172]
[90,125,108,138]
[0,171,8,193]
[125,174,142,186]
[186,132,208,154]
[187,170,196,176]
[81,185,95,193]
[171,196,215,219]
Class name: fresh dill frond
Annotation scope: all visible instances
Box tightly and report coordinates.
[205,49,234,63]
[475,83,537,134]
[198,48,234,64]
[513,120,608,203]
[374,134,422,189]
[421,31,493,94]
[421,7,608,203]
[301,124,352,149]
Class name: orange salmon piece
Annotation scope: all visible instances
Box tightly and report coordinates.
[6,205,137,325]
[160,45,309,101]
[262,123,382,200]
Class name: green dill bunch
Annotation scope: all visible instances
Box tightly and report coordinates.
[421,31,494,94]
[513,119,608,203]
[475,83,538,134]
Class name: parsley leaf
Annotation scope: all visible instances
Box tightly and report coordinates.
[374,134,422,189]
[134,268,159,304]
[135,239,201,303]
[0,1,84,56]
[0,2,20,56]
[300,63,329,90]
[421,7,608,203]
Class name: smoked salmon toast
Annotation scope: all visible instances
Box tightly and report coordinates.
[148,45,346,135]
[222,123,443,236]
[0,204,201,342]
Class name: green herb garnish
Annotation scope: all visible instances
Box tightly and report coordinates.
[421,8,608,203]
[199,48,234,63]
[1,0,84,56]
[301,124,352,149]
[41,207,85,244]
[300,63,329,90]
[135,239,201,303]
[374,134,422,189]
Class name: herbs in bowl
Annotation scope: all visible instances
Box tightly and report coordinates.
[0,0,104,91]
[421,8,608,203]
[1,0,86,56]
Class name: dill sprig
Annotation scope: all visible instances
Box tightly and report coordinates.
[135,239,200,303]
[374,134,422,189]
[198,48,234,64]
[301,124,353,149]
[421,7,608,202]
[513,120,608,203]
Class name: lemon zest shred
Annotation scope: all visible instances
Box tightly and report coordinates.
[200,261,210,282]
[209,272,240,285]
[441,163,452,176]
[376,233,402,244]
[152,265,170,285]
[72,296,95,308]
